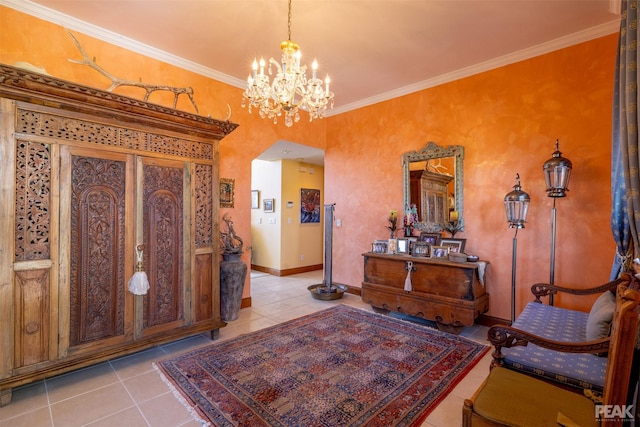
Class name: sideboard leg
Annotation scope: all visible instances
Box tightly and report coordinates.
[436,322,464,335]
[0,388,12,407]
[371,306,390,315]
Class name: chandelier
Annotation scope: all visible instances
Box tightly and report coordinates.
[241,0,334,127]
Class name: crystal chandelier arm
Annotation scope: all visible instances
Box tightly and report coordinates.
[268,57,282,75]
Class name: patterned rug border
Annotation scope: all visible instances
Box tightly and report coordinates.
[155,304,489,427]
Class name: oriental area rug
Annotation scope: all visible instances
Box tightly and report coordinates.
[155,305,488,427]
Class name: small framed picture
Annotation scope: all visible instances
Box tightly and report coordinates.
[396,238,409,254]
[264,198,275,213]
[251,190,259,209]
[372,240,388,253]
[440,238,466,253]
[419,232,440,246]
[430,245,450,258]
[412,241,430,257]
[220,178,234,208]
[387,238,398,254]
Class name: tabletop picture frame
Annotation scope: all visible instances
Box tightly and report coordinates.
[412,241,430,257]
[440,238,466,253]
[430,245,450,259]
[419,232,441,246]
[371,239,388,254]
[396,238,409,254]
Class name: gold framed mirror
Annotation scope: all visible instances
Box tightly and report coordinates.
[402,142,464,232]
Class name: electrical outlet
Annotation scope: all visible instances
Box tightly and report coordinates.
[301,254,304,261]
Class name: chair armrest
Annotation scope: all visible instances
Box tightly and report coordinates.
[530,273,631,303]
[487,325,610,368]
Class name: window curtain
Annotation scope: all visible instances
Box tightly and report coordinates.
[611,0,640,279]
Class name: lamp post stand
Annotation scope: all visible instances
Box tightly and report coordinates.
[549,200,557,305]
[542,140,572,307]
[511,228,519,324]
[504,173,530,325]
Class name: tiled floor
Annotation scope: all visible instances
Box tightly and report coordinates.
[0,270,491,427]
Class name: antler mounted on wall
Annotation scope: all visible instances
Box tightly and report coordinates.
[65,28,200,113]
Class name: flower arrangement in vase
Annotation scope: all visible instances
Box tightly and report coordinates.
[386,211,398,238]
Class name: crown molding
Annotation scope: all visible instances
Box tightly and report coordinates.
[328,19,620,116]
[2,0,620,117]
[0,0,246,89]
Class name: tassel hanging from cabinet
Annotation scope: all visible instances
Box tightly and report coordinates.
[404,261,413,292]
[128,245,150,295]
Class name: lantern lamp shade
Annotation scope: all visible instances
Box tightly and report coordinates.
[543,140,572,198]
[504,174,530,228]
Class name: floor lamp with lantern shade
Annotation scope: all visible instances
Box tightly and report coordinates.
[542,140,572,306]
[504,174,531,324]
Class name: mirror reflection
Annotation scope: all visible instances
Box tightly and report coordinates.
[402,142,464,232]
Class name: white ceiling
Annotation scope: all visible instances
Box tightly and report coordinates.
[3,0,622,165]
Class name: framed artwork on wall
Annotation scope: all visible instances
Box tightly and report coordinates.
[220,178,234,208]
[264,198,275,213]
[300,188,321,223]
[251,190,259,209]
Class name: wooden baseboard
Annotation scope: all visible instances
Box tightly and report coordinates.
[240,296,252,309]
[475,314,509,327]
[343,284,361,296]
[250,264,322,276]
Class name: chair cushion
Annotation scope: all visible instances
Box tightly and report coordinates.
[586,291,616,341]
[472,367,598,427]
[502,302,607,391]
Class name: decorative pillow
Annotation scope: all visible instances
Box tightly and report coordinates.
[586,291,616,341]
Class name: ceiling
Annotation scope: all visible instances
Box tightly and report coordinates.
[4,0,621,165]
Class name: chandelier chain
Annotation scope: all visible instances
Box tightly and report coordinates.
[287,0,292,41]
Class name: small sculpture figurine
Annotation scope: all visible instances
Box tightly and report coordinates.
[220,213,244,255]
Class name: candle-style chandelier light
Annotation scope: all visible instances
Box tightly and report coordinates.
[241,0,334,127]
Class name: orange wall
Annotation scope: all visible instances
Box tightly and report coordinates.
[326,35,618,318]
[1,6,619,319]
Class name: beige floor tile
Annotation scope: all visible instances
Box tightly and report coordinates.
[137,392,195,427]
[46,362,119,404]
[0,406,52,427]
[159,335,212,357]
[424,393,466,427]
[123,370,172,403]
[50,382,135,426]
[85,407,149,427]
[0,381,47,421]
[110,346,168,380]
[178,418,206,427]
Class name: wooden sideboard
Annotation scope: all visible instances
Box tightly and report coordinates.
[362,253,489,334]
[0,64,238,405]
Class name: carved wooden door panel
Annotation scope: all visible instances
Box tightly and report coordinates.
[60,147,135,355]
[139,158,188,336]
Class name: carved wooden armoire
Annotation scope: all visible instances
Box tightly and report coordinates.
[0,64,238,405]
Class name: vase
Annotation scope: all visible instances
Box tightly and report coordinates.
[220,253,247,321]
